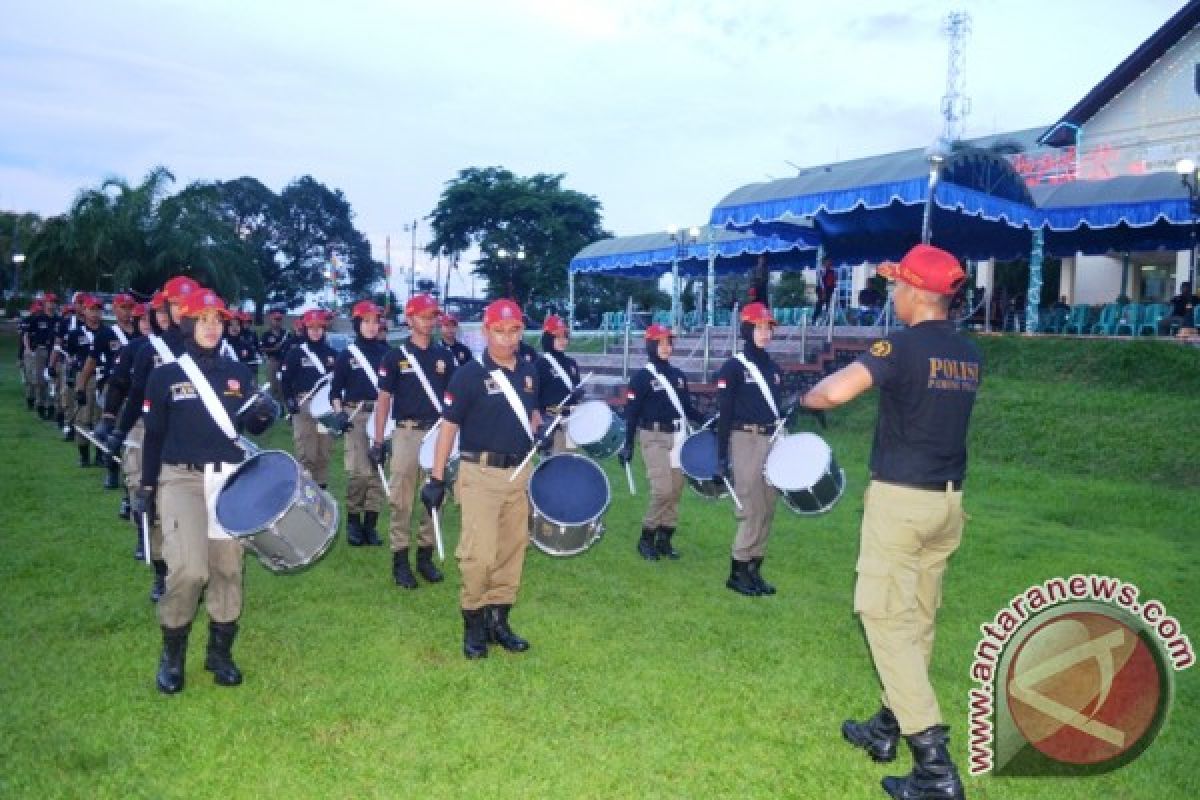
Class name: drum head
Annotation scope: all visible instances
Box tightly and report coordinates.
[565,400,612,446]
[529,453,609,526]
[418,427,460,470]
[680,429,719,481]
[308,384,332,417]
[764,433,832,490]
[214,450,300,536]
[367,407,395,443]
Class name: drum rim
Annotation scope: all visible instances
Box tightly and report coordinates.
[780,468,847,515]
[565,399,614,442]
[764,432,833,488]
[214,449,306,537]
[528,452,611,527]
[246,498,341,573]
[679,429,720,483]
[529,518,604,557]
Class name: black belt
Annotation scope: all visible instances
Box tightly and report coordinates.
[875,478,963,492]
[735,423,774,435]
[395,418,435,431]
[346,401,375,412]
[639,421,679,433]
[168,462,229,473]
[459,450,523,468]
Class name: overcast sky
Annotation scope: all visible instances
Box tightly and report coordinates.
[0,0,1186,296]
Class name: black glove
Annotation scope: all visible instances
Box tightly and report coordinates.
[75,388,87,406]
[368,441,389,468]
[420,477,446,514]
[286,396,299,415]
[537,431,555,457]
[131,486,156,518]
[327,410,352,434]
[564,386,585,407]
[618,443,633,466]
[93,416,113,442]
[714,458,732,485]
[105,429,126,456]
[239,394,279,435]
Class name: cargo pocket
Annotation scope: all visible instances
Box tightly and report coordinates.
[854,556,917,618]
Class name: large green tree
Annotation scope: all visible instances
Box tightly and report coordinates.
[1,211,46,294]
[425,167,608,312]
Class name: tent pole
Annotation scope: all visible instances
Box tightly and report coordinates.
[1025,229,1044,334]
[568,270,575,332]
[622,296,633,381]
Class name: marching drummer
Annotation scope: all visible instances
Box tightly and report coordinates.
[439,313,474,366]
[280,309,337,489]
[535,314,583,454]
[619,323,705,561]
[369,293,455,589]
[328,300,389,547]
[715,302,786,596]
[136,288,277,694]
[259,310,287,401]
[421,298,539,659]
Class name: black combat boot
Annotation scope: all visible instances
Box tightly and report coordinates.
[487,604,530,652]
[62,421,74,441]
[392,548,417,589]
[655,526,680,559]
[77,444,91,468]
[362,511,382,545]
[748,557,776,595]
[882,725,966,800]
[204,621,244,687]
[726,558,761,596]
[461,608,488,659]
[119,492,131,521]
[843,706,901,763]
[416,546,444,583]
[36,404,45,419]
[103,462,121,490]
[346,512,365,546]
[150,560,167,603]
[156,624,190,694]
[637,528,659,561]
[55,410,64,430]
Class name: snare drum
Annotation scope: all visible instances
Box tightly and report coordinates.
[565,400,625,459]
[418,424,460,485]
[364,405,395,444]
[213,450,340,573]
[679,429,728,500]
[764,432,845,515]
[528,453,609,556]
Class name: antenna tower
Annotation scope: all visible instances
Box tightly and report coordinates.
[940,11,972,145]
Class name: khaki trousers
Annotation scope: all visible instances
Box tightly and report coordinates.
[343,404,385,514]
[56,359,74,416]
[73,374,99,444]
[639,430,683,529]
[123,420,163,559]
[730,430,778,560]
[855,480,965,734]
[387,427,434,549]
[456,460,530,610]
[292,407,331,486]
[157,464,245,628]
[24,347,49,404]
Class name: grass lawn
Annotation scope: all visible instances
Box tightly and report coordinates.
[0,332,1196,799]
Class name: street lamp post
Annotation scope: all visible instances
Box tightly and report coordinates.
[1175,158,1200,289]
[13,253,25,296]
[667,225,700,332]
[403,220,418,300]
[921,150,946,245]
[496,247,526,301]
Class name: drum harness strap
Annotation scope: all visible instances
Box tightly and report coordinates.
[489,368,533,441]
[175,353,252,462]
[733,353,785,441]
[112,324,129,347]
[643,362,689,435]
[541,352,574,404]
[219,337,237,361]
[300,343,327,376]
[398,344,443,414]
[346,343,379,421]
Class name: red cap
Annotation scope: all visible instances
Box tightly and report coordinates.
[72,291,86,304]
[542,314,568,336]
[30,299,43,312]
[352,300,384,319]
[740,302,776,325]
[292,318,304,331]
[179,288,232,319]
[877,244,965,297]
[149,290,167,310]
[644,323,673,341]
[63,303,75,313]
[131,303,147,318]
[113,293,135,308]
[42,292,58,303]
[302,309,328,327]
[405,293,439,317]
[80,294,104,310]
[163,275,201,302]
[483,299,522,328]
[439,313,459,327]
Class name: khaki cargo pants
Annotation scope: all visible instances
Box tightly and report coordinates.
[343,402,385,514]
[123,420,164,560]
[730,430,779,561]
[292,405,332,486]
[387,426,434,549]
[455,460,530,610]
[854,479,965,735]
[639,429,683,529]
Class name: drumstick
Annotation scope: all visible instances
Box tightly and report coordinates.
[723,476,743,511]
[432,508,445,561]
[625,460,636,495]
[376,462,391,495]
[507,372,596,482]
[235,383,272,416]
[295,373,332,409]
[421,418,443,443]
[140,511,152,566]
[78,427,121,464]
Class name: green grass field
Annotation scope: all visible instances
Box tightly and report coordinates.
[1,332,1197,799]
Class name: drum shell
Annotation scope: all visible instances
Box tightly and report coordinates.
[418,427,460,485]
[528,453,610,557]
[679,429,728,501]
[763,433,847,516]
[565,400,625,460]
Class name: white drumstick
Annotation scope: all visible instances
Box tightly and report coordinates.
[432,508,445,561]
[140,511,152,566]
[723,476,743,511]
[376,462,391,495]
[625,460,636,495]
[420,418,443,443]
[235,383,272,416]
[78,427,121,463]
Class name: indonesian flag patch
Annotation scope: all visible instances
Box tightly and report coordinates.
[443,391,454,406]
[626,390,636,401]
[227,379,240,391]
[716,378,728,390]
[142,399,151,413]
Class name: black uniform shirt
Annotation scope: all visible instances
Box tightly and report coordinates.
[280,336,337,399]
[330,336,389,404]
[141,345,255,486]
[715,346,784,461]
[517,340,538,368]
[103,336,151,416]
[443,350,538,456]
[856,319,982,484]
[64,323,94,362]
[117,329,186,435]
[233,329,260,364]
[27,313,57,348]
[624,358,702,430]
[535,350,581,413]
[90,323,138,388]
[443,338,474,367]
[377,337,455,423]
[260,327,286,359]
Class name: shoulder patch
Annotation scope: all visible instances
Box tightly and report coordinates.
[869,340,892,358]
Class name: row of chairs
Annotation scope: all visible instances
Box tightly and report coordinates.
[1044,302,1197,336]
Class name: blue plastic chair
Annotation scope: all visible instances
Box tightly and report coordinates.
[1090,303,1122,335]
[1114,303,1141,336]
[1138,304,1167,336]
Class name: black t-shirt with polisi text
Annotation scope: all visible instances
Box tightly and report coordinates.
[856,320,982,485]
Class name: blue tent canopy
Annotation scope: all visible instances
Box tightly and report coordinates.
[569,227,818,278]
